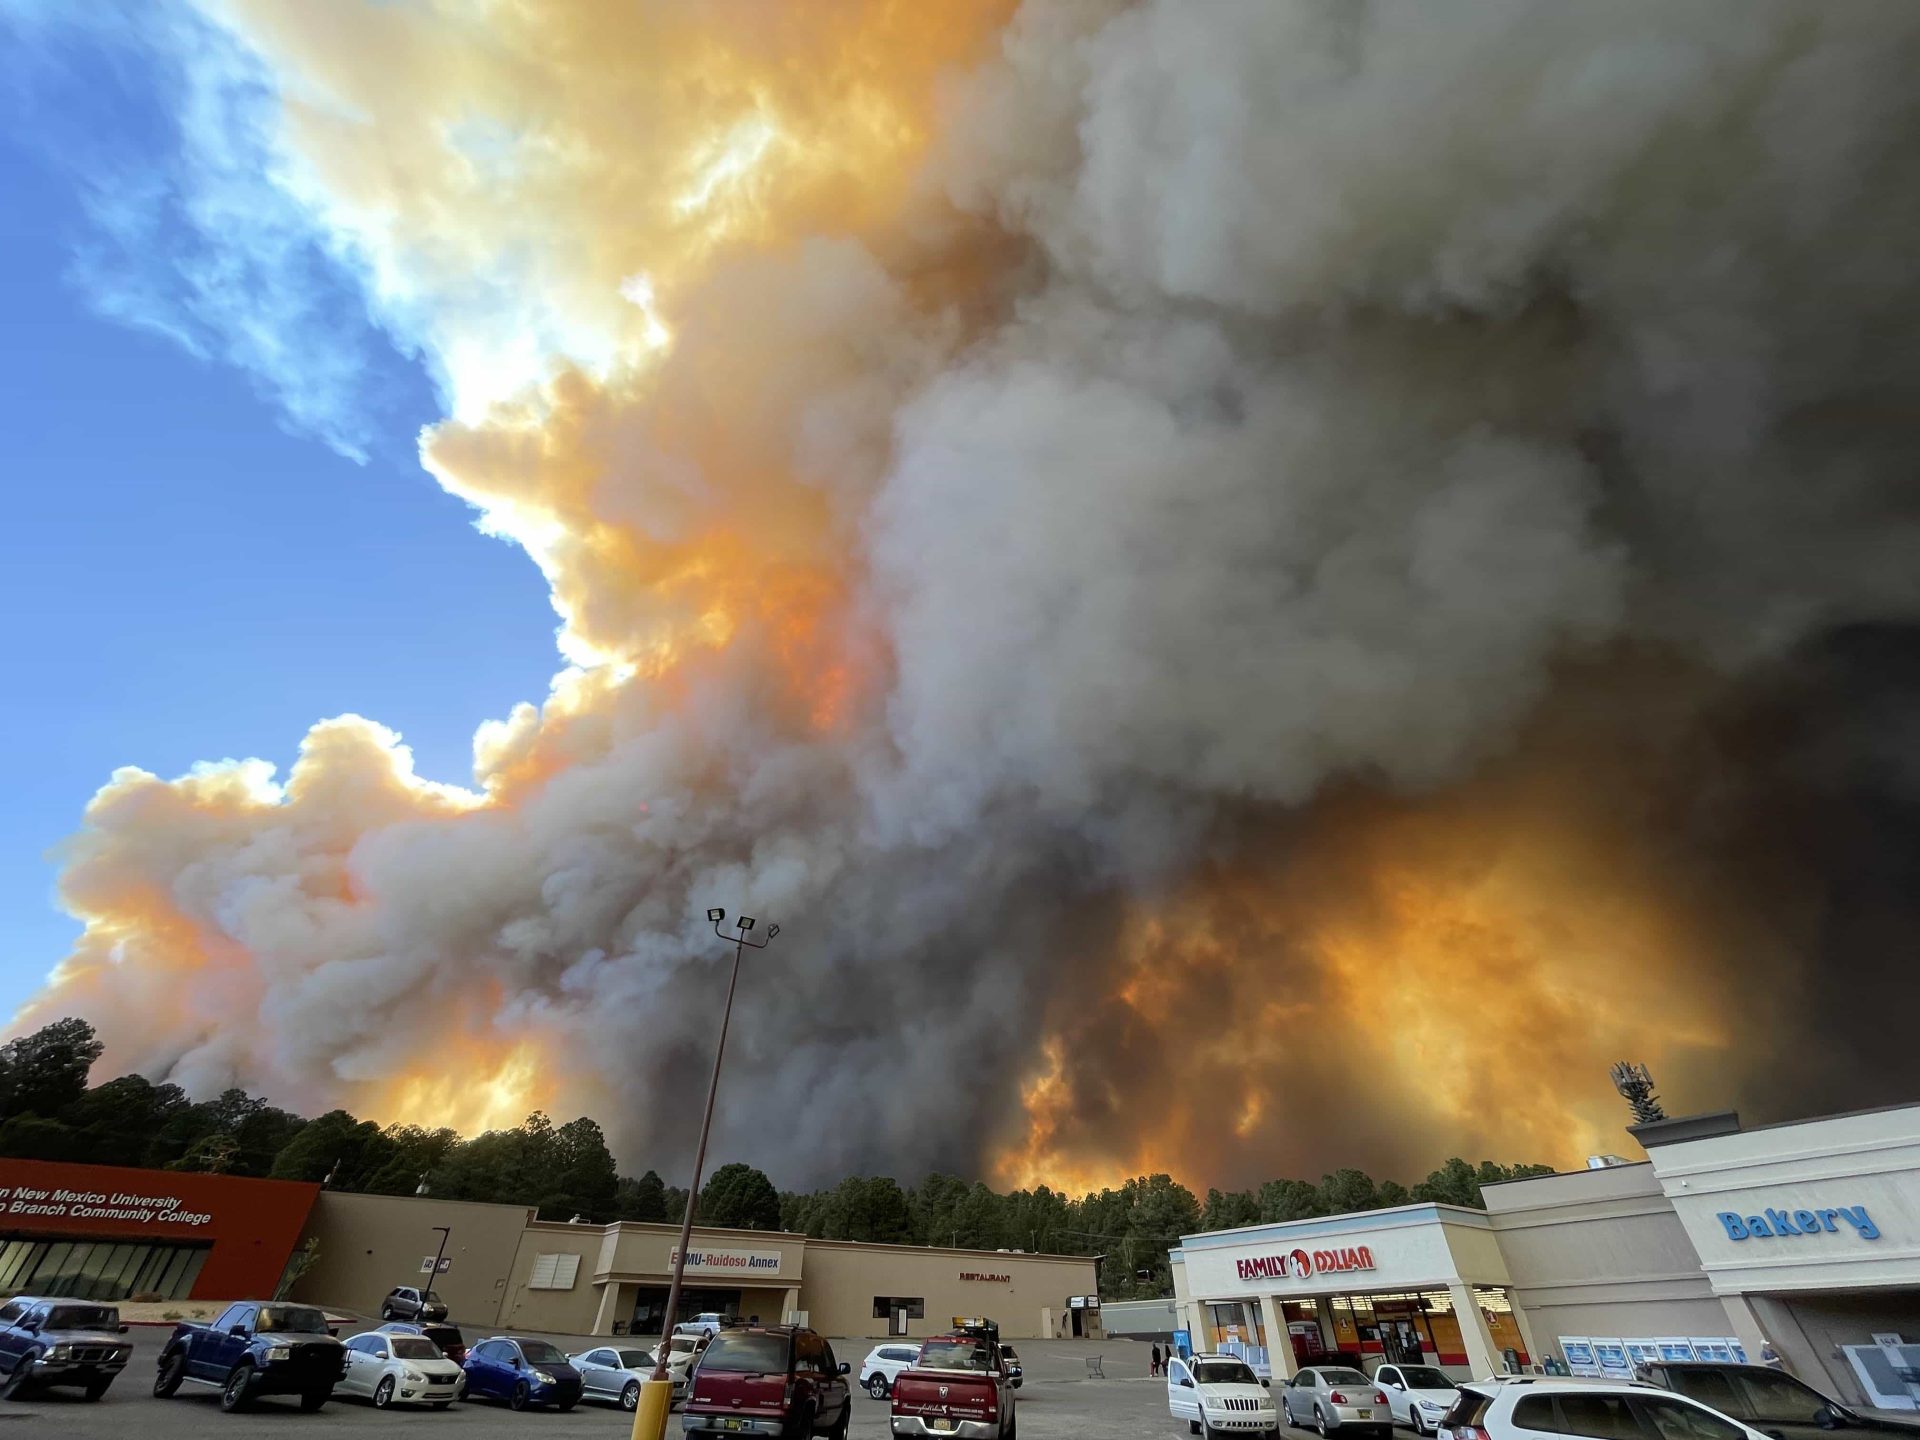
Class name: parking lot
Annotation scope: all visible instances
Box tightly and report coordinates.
[7,1327,1187,1440]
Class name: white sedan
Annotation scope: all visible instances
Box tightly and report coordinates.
[1169,1353,1281,1435]
[1373,1364,1459,1435]
[570,1344,679,1410]
[339,1331,464,1409]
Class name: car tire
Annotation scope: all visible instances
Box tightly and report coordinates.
[1002,1407,1016,1440]
[154,1349,187,1398]
[1191,1423,1202,1435]
[219,1363,254,1413]
[1,1355,35,1401]
[784,1401,816,1439]
[1314,1405,1329,1436]
[374,1376,396,1408]
[300,1390,329,1413]
[867,1373,890,1399]
[85,1376,113,1402]
[381,1307,394,1321]
[623,1381,641,1410]
[831,1403,852,1440]
[557,1398,577,1413]
[509,1379,532,1412]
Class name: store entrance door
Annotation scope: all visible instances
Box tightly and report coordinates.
[891,1308,909,1337]
[1382,1319,1425,1365]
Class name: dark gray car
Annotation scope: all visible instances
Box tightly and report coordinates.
[1636,1362,1915,1440]
[380,1286,449,1322]
[0,1296,133,1401]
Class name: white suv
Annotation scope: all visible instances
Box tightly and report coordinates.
[1169,1353,1280,1435]
[1440,1378,1770,1440]
[672,1312,727,1340]
[859,1342,920,1399]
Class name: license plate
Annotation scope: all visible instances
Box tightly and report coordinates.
[931,1422,954,1433]
[1358,1411,1374,1420]
[718,1421,750,1432]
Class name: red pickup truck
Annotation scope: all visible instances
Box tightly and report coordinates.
[889,1329,1017,1439]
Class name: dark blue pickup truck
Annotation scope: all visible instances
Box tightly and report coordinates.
[153,1301,346,1413]
[0,1296,133,1401]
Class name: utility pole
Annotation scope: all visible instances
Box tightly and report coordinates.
[636,909,778,1440]
[428,1225,451,1305]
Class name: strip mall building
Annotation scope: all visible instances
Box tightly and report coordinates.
[1172,1100,1920,1413]
[0,1158,1096,1341]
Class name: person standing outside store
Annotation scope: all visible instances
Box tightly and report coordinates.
[1151,1342,1163,1377]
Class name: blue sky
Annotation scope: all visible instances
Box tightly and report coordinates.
[0,12,558,1010]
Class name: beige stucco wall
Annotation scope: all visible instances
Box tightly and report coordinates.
[497,1222,606,1335]
[293,1192,1096,1343]
[291,1191,535,1327]
[1482,1162,1727,1360]
[799,1240,1097,1340]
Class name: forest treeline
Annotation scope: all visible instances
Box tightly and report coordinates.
[0,1018,1551,1299]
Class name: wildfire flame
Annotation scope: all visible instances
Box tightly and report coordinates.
[993,767,1739,1193]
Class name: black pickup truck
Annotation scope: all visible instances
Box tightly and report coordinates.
[153,1301,346,1413]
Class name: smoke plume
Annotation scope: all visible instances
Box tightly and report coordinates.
[17,0,1920,1191]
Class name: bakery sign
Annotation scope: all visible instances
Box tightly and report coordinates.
[1236,1245,1376,1283]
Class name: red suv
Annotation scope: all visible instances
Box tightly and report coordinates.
[683,1324,852,1439]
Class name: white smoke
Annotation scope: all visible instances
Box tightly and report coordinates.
[20,0,1920,1185]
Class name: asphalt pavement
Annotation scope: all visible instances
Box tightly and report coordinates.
[5,1326,1187,1440]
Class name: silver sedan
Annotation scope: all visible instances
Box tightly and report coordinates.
[1281,1366,1391,1436]
[568,1344,682,1411]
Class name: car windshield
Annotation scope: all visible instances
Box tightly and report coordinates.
[1401,1367,1454,1390]
[917,1340,994,1372]
[425,1325,462,1344]
[1737,1371,1836,1423]
[45,1305,120,1332]
[617,1349,652,1369]
[258,1307,329,1334]
[700,1332,790,1375]
[1320,1369,1372,1385]
[391,1337,440,1360]
[1196,1361,1259,1386]
[420,1291,441,1303]
[518,1341,568,1365]
[670,1337,700,1355]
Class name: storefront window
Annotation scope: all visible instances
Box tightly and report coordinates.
[1472,1286,1528,1365]
[0,1237,209,1300]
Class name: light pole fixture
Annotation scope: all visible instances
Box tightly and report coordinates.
[638,908,779,1437]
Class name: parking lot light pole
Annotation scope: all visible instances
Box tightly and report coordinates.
[428,1226,450,1306]
[636,908,778,1440]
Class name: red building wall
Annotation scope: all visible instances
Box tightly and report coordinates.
[0,1158,320,1300]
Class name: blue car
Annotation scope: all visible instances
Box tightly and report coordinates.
[461,1336,582,1411]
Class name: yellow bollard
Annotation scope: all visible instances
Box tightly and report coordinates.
[631,1378,675,1440]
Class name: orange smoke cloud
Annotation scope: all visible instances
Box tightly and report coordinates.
[16,1,1920,1194]
[994,749,1743,1193]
